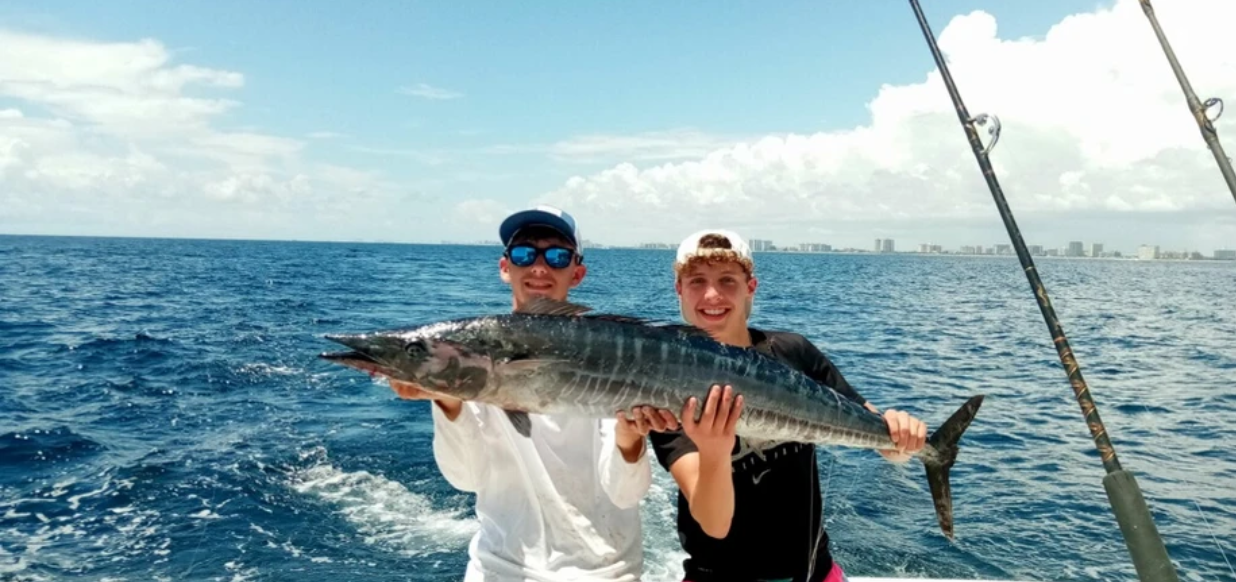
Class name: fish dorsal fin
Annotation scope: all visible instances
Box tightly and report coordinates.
[663,322,722,341]
[585,314,655,325]
[514,297,660,327]
[661,323,767,357]
[659,323,708,336]
[516,296,593,317]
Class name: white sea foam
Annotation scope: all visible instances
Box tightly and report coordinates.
[238,362,301,377]
[639,471,689,582]
[289,452,478,558]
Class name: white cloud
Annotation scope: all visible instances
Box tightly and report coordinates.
[0,28,412,239]
[464,130,746,170]
[548,129,745,164]
[469,129,743,165]
[203,173,311,204]
[0,30,243,136]
[307,131,346,139]
[453,199,513,229]
[399,83,464,100]
[535,0,1236,252]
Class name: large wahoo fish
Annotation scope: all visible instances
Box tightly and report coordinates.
[319,297,985,538]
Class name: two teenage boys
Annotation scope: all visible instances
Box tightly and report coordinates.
[379,206,926,582]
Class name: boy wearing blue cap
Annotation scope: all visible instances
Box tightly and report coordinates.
[384,205,677,582]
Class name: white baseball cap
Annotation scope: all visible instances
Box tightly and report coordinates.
[675,228,753,268]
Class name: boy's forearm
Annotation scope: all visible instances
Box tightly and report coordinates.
[616,432,646,463]
[688,450,735,539]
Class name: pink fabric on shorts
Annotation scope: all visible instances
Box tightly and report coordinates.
[822,562,848,582]
[681,562,847,582]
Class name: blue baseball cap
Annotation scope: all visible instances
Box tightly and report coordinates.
[499,205,583,256]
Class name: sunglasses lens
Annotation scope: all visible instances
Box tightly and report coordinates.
[506,244,575,268]
[544,247,573,268]
[508,245,537,266]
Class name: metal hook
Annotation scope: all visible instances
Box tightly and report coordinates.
[969,113,1001,156]
[1203,97,1224,123]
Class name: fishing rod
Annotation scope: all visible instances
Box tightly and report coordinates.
[1138,0,1236,205]
[905,2,1180,582]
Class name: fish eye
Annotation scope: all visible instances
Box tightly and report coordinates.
[404,339,427,356]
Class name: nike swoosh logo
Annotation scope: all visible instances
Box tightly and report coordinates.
[752,468,771,484]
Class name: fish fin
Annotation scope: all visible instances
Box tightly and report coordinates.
[922,394,985,540]
[515,296,697,327]
[516,297,593,317]
[518,297,668,326]
[504,409,533,437]
[663,322,730,344]
[585,314,657,325]
[662,323,710,336]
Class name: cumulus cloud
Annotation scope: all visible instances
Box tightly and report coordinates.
[0,29,410,238]
[0,30,242,135]
[534,0,1236,251]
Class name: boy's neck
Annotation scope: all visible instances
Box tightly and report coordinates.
[714,326,753,347]
[512,294,568,312]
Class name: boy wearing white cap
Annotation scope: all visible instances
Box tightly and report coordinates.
[383,205,678,582]
[649,229,928,582]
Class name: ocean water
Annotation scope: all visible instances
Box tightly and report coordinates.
[1,234,1233,582]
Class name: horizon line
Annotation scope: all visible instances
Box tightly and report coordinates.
[2,232,1230,258]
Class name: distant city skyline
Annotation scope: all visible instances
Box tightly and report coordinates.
[616,236,1234,260]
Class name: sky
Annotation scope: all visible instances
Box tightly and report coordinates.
[1,0,1234,254]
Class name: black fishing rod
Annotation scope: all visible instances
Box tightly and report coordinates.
[905,2,1180,582]
[1138,0,1236,205]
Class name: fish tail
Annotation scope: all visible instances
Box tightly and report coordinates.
[921,394,985,540]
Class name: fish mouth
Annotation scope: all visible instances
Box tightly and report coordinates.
[323,333,377,352]
[319,349,393,377]
[320,334,397,377]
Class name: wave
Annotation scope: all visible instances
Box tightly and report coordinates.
[287,447,478,558]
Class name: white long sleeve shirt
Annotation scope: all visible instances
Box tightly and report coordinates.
[431,400,652,582]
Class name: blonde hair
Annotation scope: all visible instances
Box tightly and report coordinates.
[673,250,753,278]
[672,233,754,280]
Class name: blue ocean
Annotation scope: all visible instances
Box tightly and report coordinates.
[1,234,1233,582]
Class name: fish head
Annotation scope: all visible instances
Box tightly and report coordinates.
[321,324,495,400]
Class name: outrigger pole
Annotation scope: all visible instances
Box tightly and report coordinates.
[1138,0,1236,205]
[905,2,1181,582]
